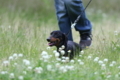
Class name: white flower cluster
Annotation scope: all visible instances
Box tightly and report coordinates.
[40,51,52,62]
[2,53,24,67]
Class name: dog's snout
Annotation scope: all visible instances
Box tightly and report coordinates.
[47,38,50,42]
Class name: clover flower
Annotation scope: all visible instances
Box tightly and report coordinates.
[98,60,104,65]
[101,64,106,70]
[34,67,43,73]
[1,71,8,74]
[70,60,75,63]
[80,50,84,55]
[61,45,65,49]
[41,51,48,56]
[46,47,51,50]
[94,57,99,62]
[77,59,81,62]
[59,66,67,73]
[23,71,27,75]
[9,73,15,79]
[54,52,60,57]
[55,63,60,68]
[60,50,65,55]
[114,31,118,35]
[18,75,24,80]
[56,58,61,61]
[23,59,30,66]
[103,58,108,62]
[18,53,23,57]
[109,63,114,67]
[40,51,51,62]
[79,61,84,65]
[88,56,92,59]
[106,75,111,78]
[27,66,32,71]
[9,56,14,61]
[118,66,120,69]
[67,50,71,53]
[2,60,10,66]
[13,53,18,59]
[61,59,66,63]
[47,65,52,71]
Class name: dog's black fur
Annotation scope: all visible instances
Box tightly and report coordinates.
[47,30,81,59]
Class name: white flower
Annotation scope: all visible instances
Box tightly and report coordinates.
[94,57,99,62]
[1,71,8,74]
[56,58,61,61]
[80,50,84,55]
[79,61,84,65]
[42,55,50,60]
[112,61,116,64]
[2,60,9,66]
[114,31,118,35]
[59,66,67,73]
[106,75,111,78]
[66,65,74,70]
[88,56,92,59]
[98,60,103,65]
[13,53,18,59]
[47,65,52,71]
[60,50,65,55]
[101,64,106,70]
[9,73,15,78]
[70,60,75,63]
[61,59,66,63]
[13,63,18,66]
[59,48,62,51]
[41,51,48,56]
[18,53,23,57]
[46,47,51,50]
[27,66,32,71]
[23,71,27,74]
[94,72,98,74]
[65,57,69,62]
[67,50,71,53]
[34,67,43,73]
[118,66,120,69]
[109,63,114,67]
[53,50,57,53]
[79,55,82,57]
[55,52,60,57]
[103,58,108,62]
[55,63,60,68]
[18,76,24,80]
[23,59,30,66]
[61,45,65,49]
[77,59,81,62]
[9,56,14,60]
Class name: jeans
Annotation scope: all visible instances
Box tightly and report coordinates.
[54,0,92,41]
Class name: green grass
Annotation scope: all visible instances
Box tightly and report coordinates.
[0,0,120,80]
[0,11,120,80]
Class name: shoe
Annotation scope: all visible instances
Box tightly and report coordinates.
[79,32,92,49]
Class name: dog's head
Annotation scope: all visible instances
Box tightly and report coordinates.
[47,30,68,47]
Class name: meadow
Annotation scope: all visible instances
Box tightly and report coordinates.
[0,0,120,80]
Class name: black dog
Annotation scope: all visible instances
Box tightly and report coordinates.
[47,30,81,59]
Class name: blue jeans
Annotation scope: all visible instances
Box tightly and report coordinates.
[54,0,92,41]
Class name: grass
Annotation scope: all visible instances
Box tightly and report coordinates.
[0,0,120,80]
[0,11,120,80]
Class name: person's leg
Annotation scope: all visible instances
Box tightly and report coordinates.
[64,0,92,49]
[54,0,73,41]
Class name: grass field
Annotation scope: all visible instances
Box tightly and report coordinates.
[0,0,120,80]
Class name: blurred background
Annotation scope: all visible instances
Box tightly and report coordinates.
[0,0,119,22]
